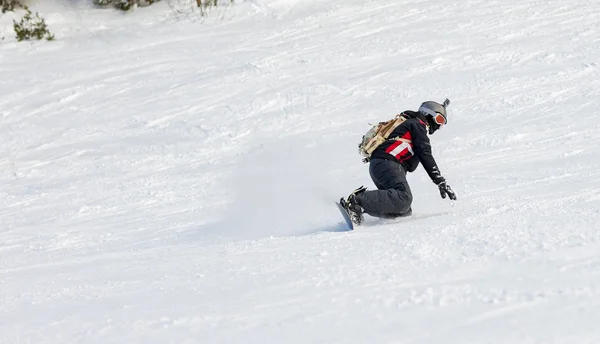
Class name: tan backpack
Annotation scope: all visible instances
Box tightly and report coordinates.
[358,113,411,160]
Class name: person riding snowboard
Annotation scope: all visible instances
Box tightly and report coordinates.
[340,99,457,225]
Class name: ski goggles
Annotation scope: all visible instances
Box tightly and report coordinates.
[432,112,447,125]
[420,107,447,126]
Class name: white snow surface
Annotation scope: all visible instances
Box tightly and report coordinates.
[2,0,600,343]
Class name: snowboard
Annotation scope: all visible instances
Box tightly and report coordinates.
[335,201,354,231]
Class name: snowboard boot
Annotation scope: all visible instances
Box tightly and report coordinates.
[398,207,412,217]
[340,186,367,225]
[382,207,412,219]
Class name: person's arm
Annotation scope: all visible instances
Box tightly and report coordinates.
[411,121,457,200]
[411,122,444,184]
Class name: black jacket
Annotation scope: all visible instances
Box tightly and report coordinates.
[370,111,444,184]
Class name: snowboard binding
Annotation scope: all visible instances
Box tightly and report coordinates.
[340,186,366,225]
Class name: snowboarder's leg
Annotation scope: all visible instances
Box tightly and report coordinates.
[354,158,412,218]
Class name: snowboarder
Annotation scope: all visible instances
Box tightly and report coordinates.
[340,99,457,225]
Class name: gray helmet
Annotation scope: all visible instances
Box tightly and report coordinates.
[418,99,450,124]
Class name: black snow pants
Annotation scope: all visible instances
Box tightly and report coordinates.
[354,158,413,218]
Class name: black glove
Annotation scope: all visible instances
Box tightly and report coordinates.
[437,181,457,200]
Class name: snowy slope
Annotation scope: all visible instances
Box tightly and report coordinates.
[2,0,600,343]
